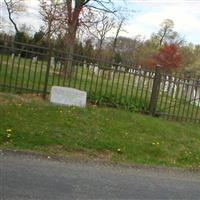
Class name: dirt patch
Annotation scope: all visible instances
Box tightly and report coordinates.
[0,92,47,105]
[19,93,47,103]
[36,145,113,162]
[0,95,11,104]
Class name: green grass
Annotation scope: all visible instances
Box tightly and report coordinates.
[1,93,200,169]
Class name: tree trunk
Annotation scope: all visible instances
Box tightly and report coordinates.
[4,0,19,34]
[63,42,75,79]
[63,25,76,79]
[112,18,124,56]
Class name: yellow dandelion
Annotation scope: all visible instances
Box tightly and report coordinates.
[6,129,12,133]
[117,148,121,152]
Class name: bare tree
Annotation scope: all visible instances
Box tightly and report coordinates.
[111,3,135,62]
[87,11,115,57]
[3,0,25,33]
[39,0,65,42]
[19,23,33,35]
[155,19,184,47]
[112,16,125,56]
[158,19,174,46]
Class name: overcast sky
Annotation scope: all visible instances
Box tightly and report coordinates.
[1,0,200,44]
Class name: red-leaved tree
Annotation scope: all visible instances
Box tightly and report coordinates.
[153,44,182,71]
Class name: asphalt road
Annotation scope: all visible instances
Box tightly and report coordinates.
[1,151,200,200]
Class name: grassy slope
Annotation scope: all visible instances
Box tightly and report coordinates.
[0,93,200,169]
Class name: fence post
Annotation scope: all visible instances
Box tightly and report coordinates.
[43,43,53,99]
[149,65,161,116]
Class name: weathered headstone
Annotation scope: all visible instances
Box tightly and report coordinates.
[195,87,200,106]
[50,86,87,107]
[164,76,169,92]
[178,81,183,99]
[11,53,15,60]
[56,61,61,70]
[83,60,87,69]
[172,84,177,98]
[128,68,134,73]
[121,67,125,72]
[50,57,55,67]
[32,56,38,62]
[89,63,93,71]
[186,80,194,101]
[94,66,99,75]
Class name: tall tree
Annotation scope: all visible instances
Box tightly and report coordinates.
[62,0,115,74]
[158,19,174,46]
[152,19,184,48]
[112,15,126,57]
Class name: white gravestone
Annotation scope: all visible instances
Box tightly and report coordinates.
[32,56,37,62]
[94,66,99,75]
[89,63,94,71]
[121,67,125,71]
[50,57,55,67]
[50,86,87,107]
[83,60,87,69]
[11,53,15,59]
[57,61,61,68]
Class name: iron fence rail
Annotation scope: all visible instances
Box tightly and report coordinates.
[0,38,199,123]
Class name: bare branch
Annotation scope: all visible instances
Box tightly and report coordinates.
[3,0,26,33]
[86,11,115,54]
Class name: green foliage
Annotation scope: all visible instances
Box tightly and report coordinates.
[15,31,31,43]
[32,30,46,46]
[83,39,95,64]
[114,52,122,64]
[181,44,200,75]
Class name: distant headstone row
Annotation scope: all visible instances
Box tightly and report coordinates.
[9,53,200,107]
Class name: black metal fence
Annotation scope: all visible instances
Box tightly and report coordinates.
[0,38,200,123]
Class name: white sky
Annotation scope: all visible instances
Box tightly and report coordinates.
[1,0,200,44]
[122,0,200,44]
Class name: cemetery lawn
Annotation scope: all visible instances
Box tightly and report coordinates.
[1,93,200,170]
